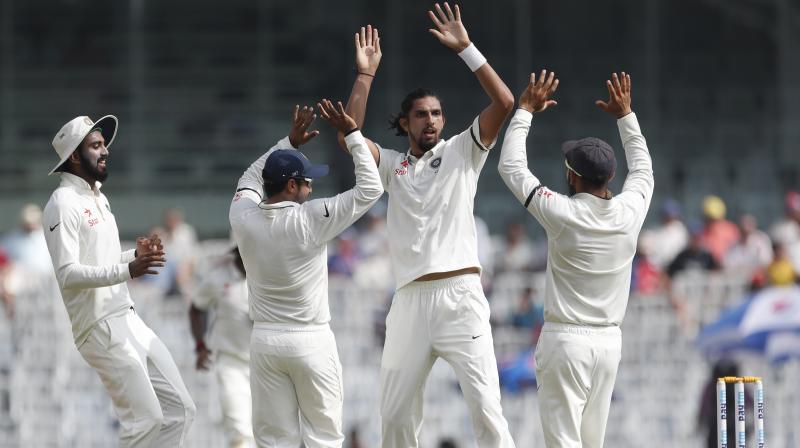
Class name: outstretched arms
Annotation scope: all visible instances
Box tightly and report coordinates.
[428,2,514,147]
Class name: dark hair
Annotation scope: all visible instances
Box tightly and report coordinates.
[264,179,289,198]
[581,174,610,190]
[389,88,443,137]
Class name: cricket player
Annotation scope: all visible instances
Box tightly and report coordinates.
[339,4,516,446]
[43,115,196,447]
[190,246,253,448]
[498,71,654,447]
[229,101,382,447]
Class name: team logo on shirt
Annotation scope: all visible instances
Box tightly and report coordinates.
[430,157,442,173]
[395,159,409,176]
[84,208,92,217]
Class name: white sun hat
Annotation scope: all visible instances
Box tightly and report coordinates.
[49,115,118,175]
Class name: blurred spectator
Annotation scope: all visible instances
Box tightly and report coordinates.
[148,208,198,296]
[494,221,534,273]
[329,231,361,277]
[508,287,544,331]
[769,190,800,247]
[698,359,752,448]
[0,249,13,318]
[357,202,388,259]
[724,214,773,279]
[766,243,798,286]
[667,225,721,279]
[769,190,800,274]
[644,199,689,269]
[700,196,740,264]
[0,203,53,275]
[632,233,662,295]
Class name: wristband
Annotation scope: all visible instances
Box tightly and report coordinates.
[195,340,207,353]
[457,43,486,72]
[357,72,375,78]
[344,127,360,137]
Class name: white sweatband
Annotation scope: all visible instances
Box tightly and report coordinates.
[457,43,487,72]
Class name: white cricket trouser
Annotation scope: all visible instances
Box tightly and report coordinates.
[380,274,515,448]
[77,308,197,447]
[250,323,344,448]
[216,351,254,448]
[534,322,622,448]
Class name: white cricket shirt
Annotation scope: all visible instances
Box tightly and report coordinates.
[43,172,135,345]
[377,116,494,288]
[499,110,654,326]
[229,132,383,325]
[192,260,251,361]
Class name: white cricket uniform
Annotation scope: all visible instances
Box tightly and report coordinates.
[43,172,196,447]
[376,116,515,448]
[192,260,253,447]
[229,132,382,448]
[498,109,654,448]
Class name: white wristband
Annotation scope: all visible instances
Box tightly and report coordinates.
[457,43,487,72]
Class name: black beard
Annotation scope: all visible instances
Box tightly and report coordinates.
[414,129,439,152]
[80,151,108,182]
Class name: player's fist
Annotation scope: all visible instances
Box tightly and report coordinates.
[318,99,358,134]
[595,72,632,119]
[128,251,166,278]
[519,70,559,114]
[288,105,320,148]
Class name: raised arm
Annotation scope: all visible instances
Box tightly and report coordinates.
[338,25,382,164]
[498,70,567,235]
[235,105,319,201]
[305,100,383,245]
[428,2,514,147]
[596,73,653,210]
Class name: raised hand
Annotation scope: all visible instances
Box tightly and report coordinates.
[355,25,381,77]
[318,99,358,134]
[595,72,632,119]
[128,250,166,278]
[428,2,470,52]
[519,70,559,114]
[288,105,320,147]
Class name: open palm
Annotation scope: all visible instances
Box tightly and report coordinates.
[355,25,381,76]
[428,3,470,52]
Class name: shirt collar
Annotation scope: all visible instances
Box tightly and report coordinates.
[405,139,445,164]
[258,200,299,210]
[59,172,102,193]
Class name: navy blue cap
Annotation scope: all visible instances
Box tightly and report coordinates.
[561,137,617,182]
[262,149,329,184]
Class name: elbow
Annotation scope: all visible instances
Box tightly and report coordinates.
[503,97,515,116]
[356,182,384,203]
[498,89,515,116]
